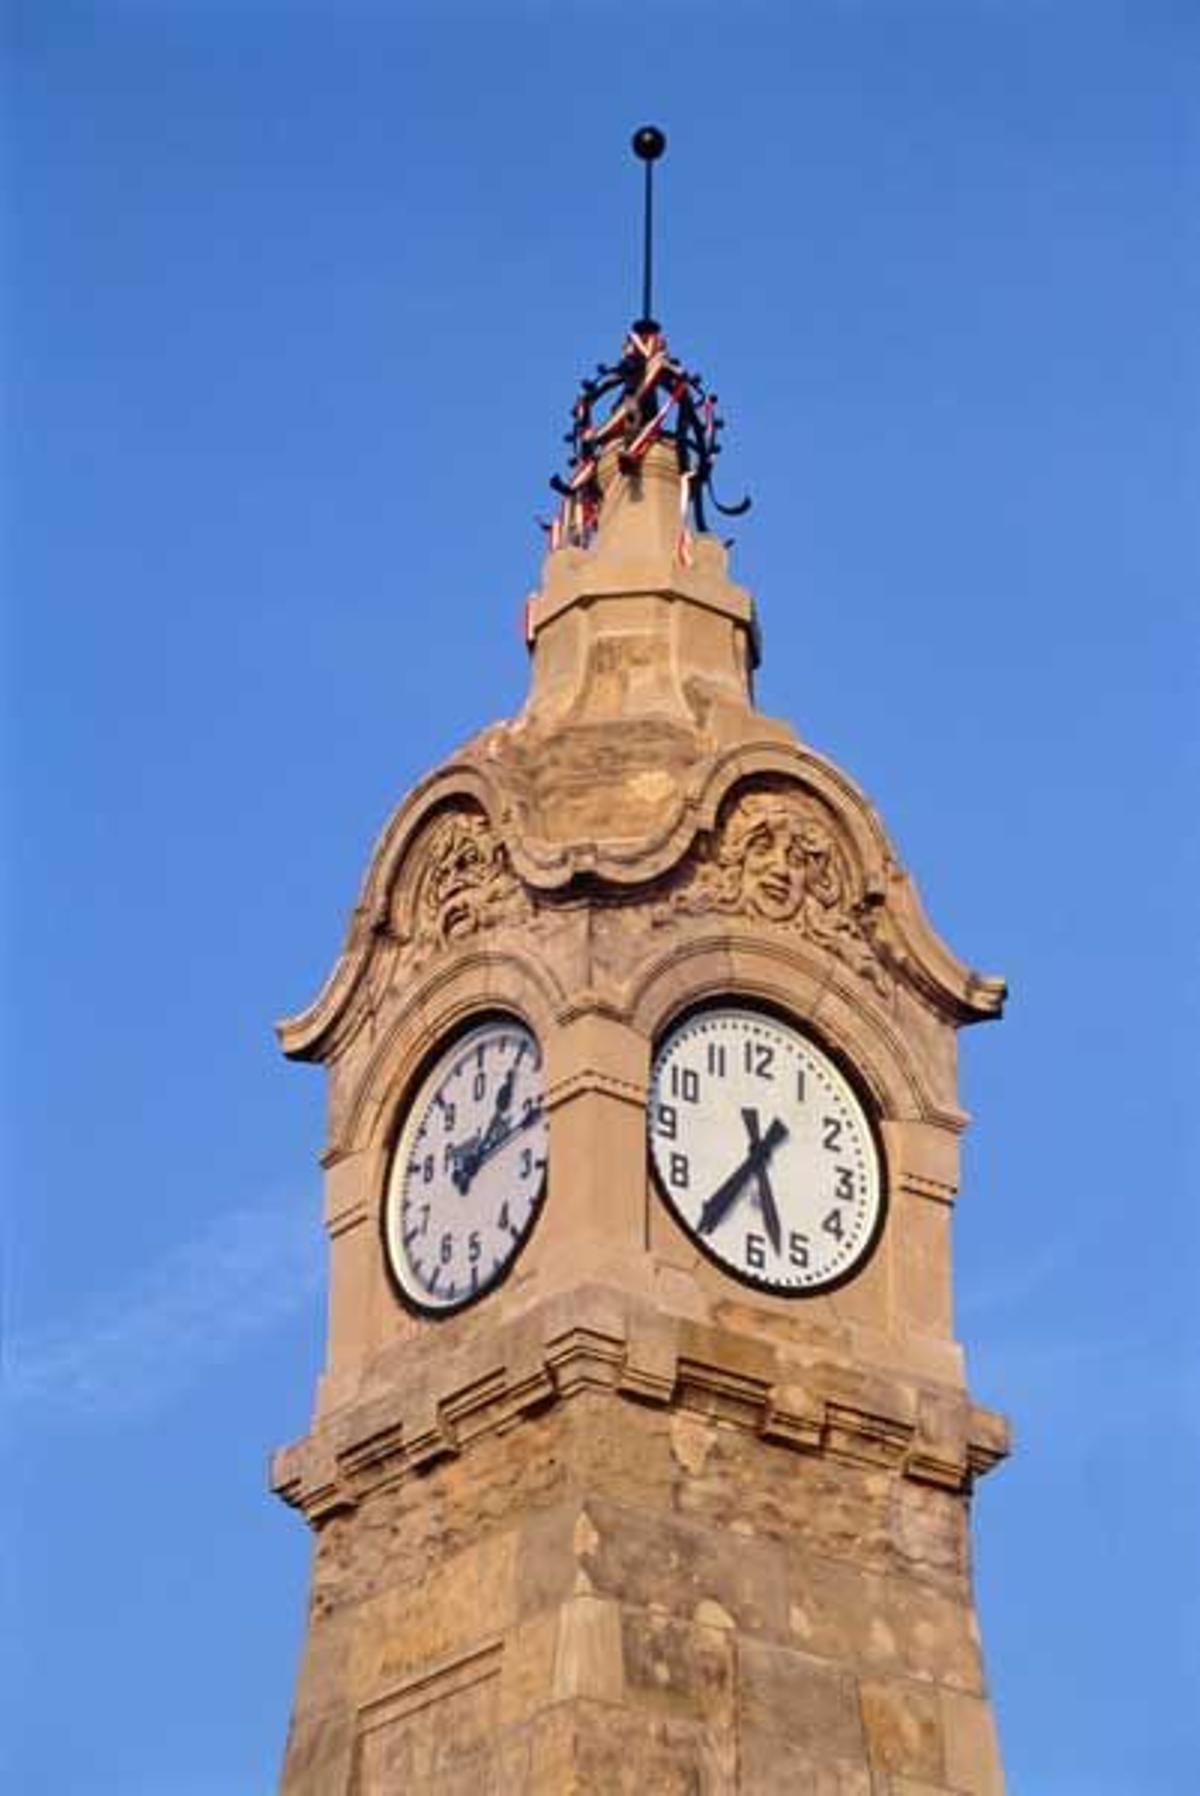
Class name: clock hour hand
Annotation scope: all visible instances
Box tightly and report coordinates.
[449,1135,480,1194]
[454,1065,518,1193]
[697,1111,788,1237]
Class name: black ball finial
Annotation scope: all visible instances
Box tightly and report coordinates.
[632,125,666,162]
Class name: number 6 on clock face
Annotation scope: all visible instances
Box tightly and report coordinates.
[647,1005,884,1295]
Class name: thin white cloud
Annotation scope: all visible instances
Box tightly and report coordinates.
[3,1195,323,1421]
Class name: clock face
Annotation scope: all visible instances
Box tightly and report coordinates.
[648,1005,883,1295]
[382,1015,548,1315]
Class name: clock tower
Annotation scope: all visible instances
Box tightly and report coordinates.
[272,147,1009,1795]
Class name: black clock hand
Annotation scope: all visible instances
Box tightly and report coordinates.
[480,1066,515,1150]
[469,1098,543,1180]
[743,1108,783,1254]
[449,1135,480,1194]
[698,1112,788,1237]
[456,1067,520,1193]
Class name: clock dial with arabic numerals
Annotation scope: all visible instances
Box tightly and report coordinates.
[648,1005,884,1295]
[383,1016,548,1315]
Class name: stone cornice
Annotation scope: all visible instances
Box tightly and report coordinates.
[271,1286,1009,1527]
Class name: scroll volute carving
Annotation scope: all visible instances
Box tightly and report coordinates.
[386,803,531,968]
[660,784,891,997]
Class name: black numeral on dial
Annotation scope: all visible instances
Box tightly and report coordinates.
[671,1066,700,1103]
[744,1041,775,1079]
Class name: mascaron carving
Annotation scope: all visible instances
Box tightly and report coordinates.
[378,788,891,1001]
[392,807,531,965]
[659,788,891,997]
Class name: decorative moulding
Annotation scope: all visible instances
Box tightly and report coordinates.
[527,531,756,635]
[271,1286,1009,1527]
[278,737,1003,1067]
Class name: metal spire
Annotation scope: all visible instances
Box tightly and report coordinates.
[631,125,666,327]
[541,126,750,557]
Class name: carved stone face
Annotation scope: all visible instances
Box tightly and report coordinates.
[424,812,503,941]
[723,794,811,921]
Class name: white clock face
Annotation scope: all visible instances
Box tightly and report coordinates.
[648,1005,883,1295]
[383,1016,548,1314]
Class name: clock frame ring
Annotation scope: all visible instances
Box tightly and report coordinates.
[646,994,889,1300]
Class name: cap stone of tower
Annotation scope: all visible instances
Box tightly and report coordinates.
[272,314,1009,1792]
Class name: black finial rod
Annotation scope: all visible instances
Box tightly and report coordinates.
[631,125,666,328]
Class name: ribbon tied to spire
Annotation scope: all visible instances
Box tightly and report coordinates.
[545,320,751,563]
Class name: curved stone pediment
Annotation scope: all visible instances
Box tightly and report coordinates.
[277,736,1003,1066]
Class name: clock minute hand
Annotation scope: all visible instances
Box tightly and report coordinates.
[743,1108,783,1255]
[463,1097,542,1184]
[697,1115,789,1237]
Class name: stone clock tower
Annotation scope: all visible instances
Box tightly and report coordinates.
[272,297,1009,1791]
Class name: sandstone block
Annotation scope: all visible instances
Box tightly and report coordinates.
[737,1637,864,1761]
[571,1699,712,1795]
[859,1676,944,1781]
[738,1732,872,1795]
[621,1609,735,1727]
[579,1495,788,1643]
[551,1595,625,1703]
[349,1531,513,1701]
[941,1688,1005,1796]
[498,1611,558,1728]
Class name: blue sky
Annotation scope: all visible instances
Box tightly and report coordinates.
[3,3,1196,1791]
